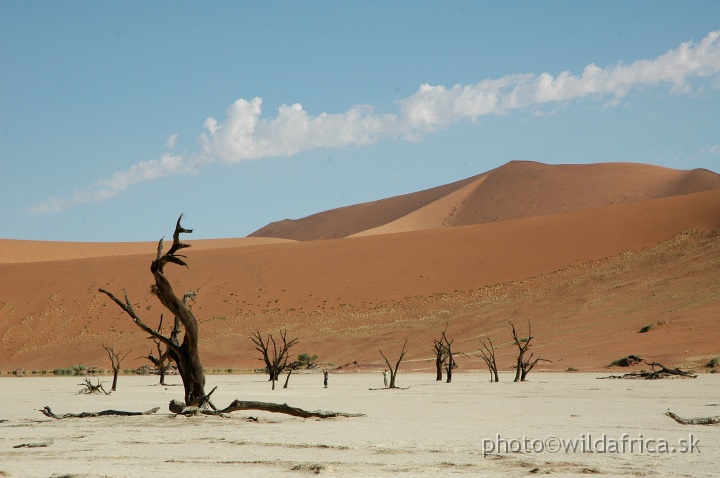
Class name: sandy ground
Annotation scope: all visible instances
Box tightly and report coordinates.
[0,373,717,477]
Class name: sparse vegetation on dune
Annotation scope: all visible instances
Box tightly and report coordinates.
[1,163,720,373]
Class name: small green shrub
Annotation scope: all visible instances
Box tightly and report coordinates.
[296,353,319,369]
[639,323,654,333]
[52,365,87,376]
[705,357,718,369]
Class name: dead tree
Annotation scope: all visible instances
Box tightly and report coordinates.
[250,331,276,382]
[102,344,130,392]
[510,321,549,382]
[97,216,363,419]
[441,329,465,383]
[78,377,109,395]
[251,330,299,389]
[145,316,171,385]
[145,303,191,385]
[100,215,208,407]
[379,338,408,389]
[477,337,499,382]
[431,323,450,381]
[431,338,447,381]
[282,354,309,389]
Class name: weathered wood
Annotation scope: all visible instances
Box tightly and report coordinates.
[510,321,548,381]
[432,323,449,381]
[39,406,160,419]
[431,338,447,382]
[380,338,408,389]
[78,377,110,395]
[666,411,720,425]
[13,440,53,448]
[168,399,364,418]
[599,360,696,380]
[477,337,499,382]
[441,328,465,383]
[102,344,130,391]
[251,329,299,388]
[100,214,207,406]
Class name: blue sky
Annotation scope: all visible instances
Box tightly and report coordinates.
[1,1,719,242]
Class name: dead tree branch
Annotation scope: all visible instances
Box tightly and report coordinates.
[78,377,110,395]
[40,406,159,419]
[510,321,548,381]
[169,399,365,418]
[102,344,130,391]
[431,323,449,381]
[600,360,697,380]
[441,328,466,383]
[379,338,408,389]
[99,214,208,407]
[251,329,299,389]
[665,411,720,425]
[477,337,499,382]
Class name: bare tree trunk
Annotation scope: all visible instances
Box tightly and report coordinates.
[478,337,499,382]
[510,322,531,382]
[102,344,130,392]
[80,216,366,420]
[432,339,445,381]
[510,321,548,382]
[251,329,299,390]
[432,323,449,381]
[100,215,208,407]
[440,329,465,384]
[283,368,292,389]
[380,338,408,389]
[145,313,180,385]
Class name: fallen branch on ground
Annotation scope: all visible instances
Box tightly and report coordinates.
[168,399,365,418]
[13,440,54,448]
[39,406,160,419]
[78,377,110,394]
[598,360,696,380]
[665,411,720,425]
[367,386,411,391]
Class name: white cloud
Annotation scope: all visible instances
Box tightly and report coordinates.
[31,30,720,212]
[29,153,202,213]
[699,144,720,155]
[199,98,396,161]
[166,133,179,150]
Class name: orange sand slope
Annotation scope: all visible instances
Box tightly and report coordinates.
[251,161,720,239]
[0,236,293,264]
[1,161,719,372]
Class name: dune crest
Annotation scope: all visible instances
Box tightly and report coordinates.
[252,161,720,239]
[1,161,720,372]
[0,237,293,264]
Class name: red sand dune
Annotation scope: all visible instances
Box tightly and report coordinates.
[251,161,720,239]
[1,161,719,374]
